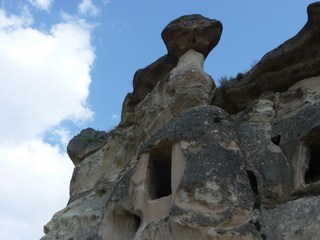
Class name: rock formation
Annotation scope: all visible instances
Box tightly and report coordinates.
[42,2,320,240]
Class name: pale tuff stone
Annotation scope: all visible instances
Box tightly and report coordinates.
[134,49,215,144]
[43,3,320,240]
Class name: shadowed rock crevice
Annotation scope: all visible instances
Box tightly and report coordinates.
[271,135,281,146]
[247,170,259,195]
[305,144,320,183]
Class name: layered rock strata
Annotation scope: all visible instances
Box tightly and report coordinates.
[42,3,320,240]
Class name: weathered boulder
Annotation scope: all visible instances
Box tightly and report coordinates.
[42,129,139,239]
[67,128,109,165]
[42,193,108,240]
[162,14,223,59]
[69,130,138,203]
[213,2,320,114]
[261,196,320,240]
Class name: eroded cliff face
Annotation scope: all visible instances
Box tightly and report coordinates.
[42,3,320,240]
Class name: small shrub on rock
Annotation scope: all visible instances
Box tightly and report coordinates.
[260,233,267,240]
[218,76,233,86]
[236,72,244,81]
[213,116,222,123]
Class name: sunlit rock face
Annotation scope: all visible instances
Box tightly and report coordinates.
[42,4,320,240]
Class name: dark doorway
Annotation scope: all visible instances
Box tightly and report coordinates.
[246,170,259,195]
[305,144,320,183]
[148,153,172,200]
[133,214,141,232]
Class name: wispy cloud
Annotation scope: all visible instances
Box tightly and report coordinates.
[112,114,120,119]
[102,0,111,5]
[0,7,33,29]
[28,0,53,11]
[51,128,71,146]
[111,19,128,32]
[78,0,101,17]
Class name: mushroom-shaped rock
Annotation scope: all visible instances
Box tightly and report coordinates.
[67,128,109,165]
[161,14,222,59]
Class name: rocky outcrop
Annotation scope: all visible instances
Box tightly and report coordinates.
[67,128,109,165]
[132,54,177,103]
[43,3,320,240]
[131,14,222,104]
[213,2,320,114]
[161,14,223,59]
[134,49,216,143]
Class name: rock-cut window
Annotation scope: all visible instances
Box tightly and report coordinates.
[147,152,172,200]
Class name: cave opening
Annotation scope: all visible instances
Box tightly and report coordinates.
[271,135,281,146]
[305,144,320,183]
[133,214,141,232]
[148,153,172,200]
[247,170,259,195]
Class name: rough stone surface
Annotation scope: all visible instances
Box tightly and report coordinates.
[134,49,216,143]
[68,130,139,203]
[261,196,320,240]
[162,14,222,59]
[43,3,320,240]
[132,54,178,103]
[42,194,108,240]
[67,128,109,165]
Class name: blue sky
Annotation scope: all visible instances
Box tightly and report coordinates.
[0,0,316,239]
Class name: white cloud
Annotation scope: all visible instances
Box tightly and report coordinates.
[51,128,71,146]
[0,8,33,29]
[78,0,101,17]
[112,114,119,119]
[0,7,96,240]
[28,0,53,11]
[0,10,95,145]
[0,139,73,240]
[0,218,28,240]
